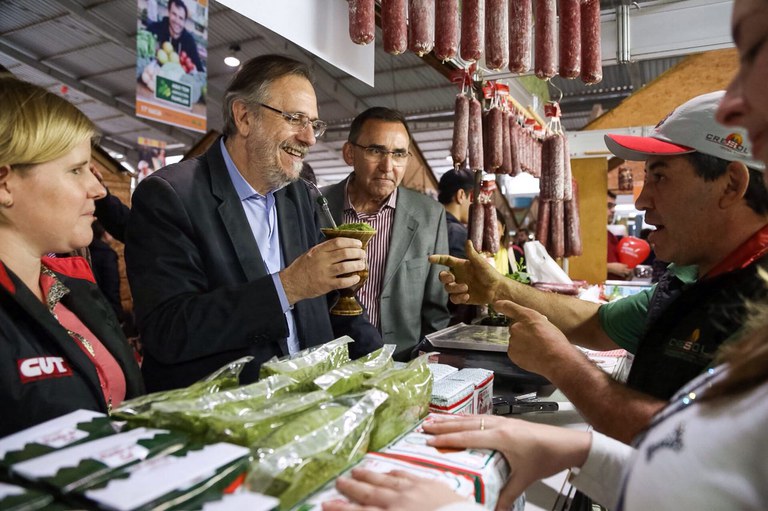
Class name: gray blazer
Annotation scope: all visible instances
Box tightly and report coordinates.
[322,177,450,356]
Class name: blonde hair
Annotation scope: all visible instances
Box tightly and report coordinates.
[0,75,96,168]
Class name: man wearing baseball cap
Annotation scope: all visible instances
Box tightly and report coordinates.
[430,91,768,442]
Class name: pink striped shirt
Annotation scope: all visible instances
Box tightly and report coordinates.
[343,181,397,330]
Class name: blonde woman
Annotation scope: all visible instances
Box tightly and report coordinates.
[0,76,144,437]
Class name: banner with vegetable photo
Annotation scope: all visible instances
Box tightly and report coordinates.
[136,0,208,133]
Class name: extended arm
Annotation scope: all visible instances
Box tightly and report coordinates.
[495,300,666,443]
[430,240,617,351]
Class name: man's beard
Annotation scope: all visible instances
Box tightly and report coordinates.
[249,139,304,192]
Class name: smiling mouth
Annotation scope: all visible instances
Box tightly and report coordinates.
[282,145,306,159]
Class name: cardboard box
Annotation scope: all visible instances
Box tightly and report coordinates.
[429,378,474,415]
[451,368,494,415]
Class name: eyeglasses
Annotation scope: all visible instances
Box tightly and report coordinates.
[256,103,327,138]
[350,143,411,166]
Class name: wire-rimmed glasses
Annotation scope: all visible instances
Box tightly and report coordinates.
[256,102,327,137]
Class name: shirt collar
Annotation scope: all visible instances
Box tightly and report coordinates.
[666,263,698,284]
[343,174,398,214]
[703,223,768,279]
[220,138,265,201]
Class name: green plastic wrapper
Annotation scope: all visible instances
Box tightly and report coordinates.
[245,389,388,510]
[363,354,433,451]
[148,374,299,437]
[258,337,351,386]
[311,345,396,397]
[202,390,332,446]
[113,356,252,425]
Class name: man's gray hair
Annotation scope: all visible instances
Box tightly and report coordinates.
[221,54,314,137]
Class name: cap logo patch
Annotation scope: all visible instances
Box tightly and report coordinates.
[706,133,749,155]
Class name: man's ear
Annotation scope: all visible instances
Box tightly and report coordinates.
[231,100,252,137]
[720,161,750,209]
[455,188,467,205]
[342,142,355,166]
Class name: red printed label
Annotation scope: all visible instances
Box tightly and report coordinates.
[18,357,72,383]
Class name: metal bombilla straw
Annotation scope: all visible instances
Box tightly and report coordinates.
[301,178,337,230]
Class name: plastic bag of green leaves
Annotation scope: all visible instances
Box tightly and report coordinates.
[112,356,253,425]
[147,374,299,437]
[245,389,388,510]
[312,344,396,397]
[258,337,352,387]
[363,353,433,451]
[202,390,332,446]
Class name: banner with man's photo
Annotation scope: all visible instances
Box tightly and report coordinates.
[136,0,208,133]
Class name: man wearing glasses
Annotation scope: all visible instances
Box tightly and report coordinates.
[322,108,449,360]
[125,55,382,391]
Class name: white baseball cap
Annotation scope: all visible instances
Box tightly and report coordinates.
[604,91,764,171]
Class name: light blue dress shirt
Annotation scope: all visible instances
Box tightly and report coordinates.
[220,139,299,354]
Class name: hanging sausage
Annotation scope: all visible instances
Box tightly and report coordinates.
[581,0,603,84]
[558,0,582,78]
[409,0,436,57]
[382,0,408,55]
[451,94,469,168]
[485,0,509,71]
[509,0,532,74]
[534,0,557,79]
[461,0,484,62]
[485,106,504,172]
[435,0,460,61]
[348,0,375,45]
[468,96,484,170]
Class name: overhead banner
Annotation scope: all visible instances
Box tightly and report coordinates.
[136,0,208,133]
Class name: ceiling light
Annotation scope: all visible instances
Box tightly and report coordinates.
[224,44,241,68]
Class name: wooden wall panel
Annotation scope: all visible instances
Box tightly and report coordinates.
[568,157,607,284]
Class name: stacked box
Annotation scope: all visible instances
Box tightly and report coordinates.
[427,363,458,382]
[450,368,494,415]
[429,378,474,415]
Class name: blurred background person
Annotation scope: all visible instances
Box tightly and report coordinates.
[436,168,474,259]
[89,220,124,320]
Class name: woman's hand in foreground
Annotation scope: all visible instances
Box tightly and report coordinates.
[321,468,467,511]
[423,414,592,510]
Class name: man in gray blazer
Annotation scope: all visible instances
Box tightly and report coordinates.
[125,55,381,391]
[322,108,450,360]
